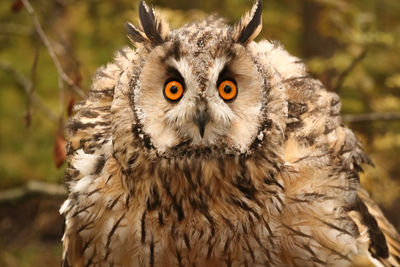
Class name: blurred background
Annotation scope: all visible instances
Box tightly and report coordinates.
[0,0,399,266]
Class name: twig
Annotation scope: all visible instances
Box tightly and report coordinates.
[25,44,40,127]
[21,0,86,99]
[342,112,400,123]
[0,61,59,123]
[0,181,67,203]
[334,48,368,92]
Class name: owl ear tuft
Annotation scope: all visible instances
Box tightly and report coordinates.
[125,22,147,44]
[126,1,169,46]
[233,0,263,45]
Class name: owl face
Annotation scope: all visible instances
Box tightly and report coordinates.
[129,1,266,156]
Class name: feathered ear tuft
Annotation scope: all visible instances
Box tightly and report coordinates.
[126,1,169,46]
[233,0,263,45]
[125,22,147,44]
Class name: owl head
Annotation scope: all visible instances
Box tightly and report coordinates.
[126,0,278,157]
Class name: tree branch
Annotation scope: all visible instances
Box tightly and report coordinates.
[25,44,40,127]
[21,0,86,99]
[334,48,368,92]
[342,112,400,123]
[0,181,67,203]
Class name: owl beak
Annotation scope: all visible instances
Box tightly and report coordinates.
[194,110,209,138]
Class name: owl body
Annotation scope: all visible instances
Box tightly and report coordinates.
[61,1,400,266]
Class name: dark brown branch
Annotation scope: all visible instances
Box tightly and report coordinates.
[334,48,368,92]
[21,0,86,99]
[0,181,67,203]
[342,112,400,123]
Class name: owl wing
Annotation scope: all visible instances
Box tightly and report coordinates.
[60,47,136,266]
[355,188,400,266]
[259,40,400,266]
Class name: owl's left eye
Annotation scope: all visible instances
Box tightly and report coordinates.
[164,80,184,102]
[218,80,237,102]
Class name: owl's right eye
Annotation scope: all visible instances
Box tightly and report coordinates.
[163,80,184,102]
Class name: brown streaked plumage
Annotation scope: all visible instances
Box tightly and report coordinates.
[60,1,400,266]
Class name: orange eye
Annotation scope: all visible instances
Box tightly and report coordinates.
[218,80,237,102]
[164,80,184,102]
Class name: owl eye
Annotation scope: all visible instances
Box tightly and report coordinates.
[164,80,184,102]
[218,80,237,102]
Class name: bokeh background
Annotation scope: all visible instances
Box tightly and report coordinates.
[1,0,400,266]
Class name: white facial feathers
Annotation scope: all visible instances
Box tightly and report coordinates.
[135,40,264,155]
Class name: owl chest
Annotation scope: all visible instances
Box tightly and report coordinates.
[106,200,355,267]
[73,173,357,267]
[76,156,357,266]
[127,206,283,267]
[105,161,288,265]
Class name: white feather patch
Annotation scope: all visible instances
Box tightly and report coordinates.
[73,149,102,176]
[59,199,70,215]
[71,175,93,194]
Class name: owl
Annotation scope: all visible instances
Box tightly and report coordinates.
[60,1,400,266]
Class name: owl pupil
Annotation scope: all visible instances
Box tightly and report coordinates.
[224,85,232,94]
[170,86,178,94]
